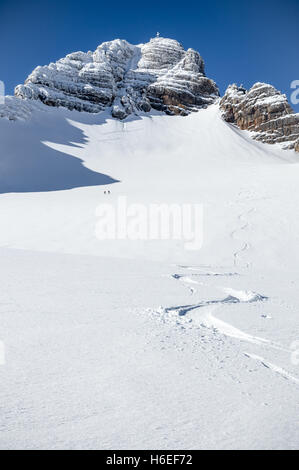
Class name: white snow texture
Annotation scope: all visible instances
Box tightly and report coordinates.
[0,36,299,451]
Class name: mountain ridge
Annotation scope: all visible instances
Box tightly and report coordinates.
[14,37,219,119]
[0,36,298,152]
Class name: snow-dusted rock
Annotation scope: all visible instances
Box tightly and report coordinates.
[220,83,299,151]
[14,37,219,118]
[0,96,41,121]
[139,38,218,114]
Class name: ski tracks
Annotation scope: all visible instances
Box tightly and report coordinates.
[231,208,256,268]
[150,265,299,386]
[244,353,299,385]
[146,189,299,386]
[230,190,257,268]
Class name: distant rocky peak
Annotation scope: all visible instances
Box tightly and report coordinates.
[220,82,299,151]
[14,37,219,119]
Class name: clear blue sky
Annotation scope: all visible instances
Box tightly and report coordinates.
[0,0,298,110]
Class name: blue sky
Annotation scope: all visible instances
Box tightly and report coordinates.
[0,0,298,110]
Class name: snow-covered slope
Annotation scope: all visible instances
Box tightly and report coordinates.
[0,102,299,449]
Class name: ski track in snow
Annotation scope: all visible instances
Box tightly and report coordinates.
[231,207,256,268]
[150,267,297,385]
[151,257,295,385]
[155,273,276,348]
[146,188,298,387]
[244,353,299,385]
[171,268,239,294]
[229,190,260,269]
[171,274,199,294]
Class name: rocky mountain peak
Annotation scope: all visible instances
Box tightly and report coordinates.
[2,37,298,153]
[14,37,219,119]
[220,82,299,151]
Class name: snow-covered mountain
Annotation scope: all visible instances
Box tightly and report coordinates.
[1,37,299,450]
[14,37,219,118]
[1,36,298,152]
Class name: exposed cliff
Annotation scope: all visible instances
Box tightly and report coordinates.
[14,37,219,119]
[220,83,299,151]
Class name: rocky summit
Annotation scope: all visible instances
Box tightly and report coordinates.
[14,37,219,118]
[220,83,299,151]
[2,36,298,153]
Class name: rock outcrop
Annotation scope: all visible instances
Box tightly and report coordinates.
[15,37,219,119]
[6,38,299,154]
[220,83,299,151]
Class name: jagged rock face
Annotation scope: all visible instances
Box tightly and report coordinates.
[141,40,218,115]
[220,83,299,151]
[15,37,219,119]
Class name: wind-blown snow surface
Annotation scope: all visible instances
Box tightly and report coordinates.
[0,104,299,449]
